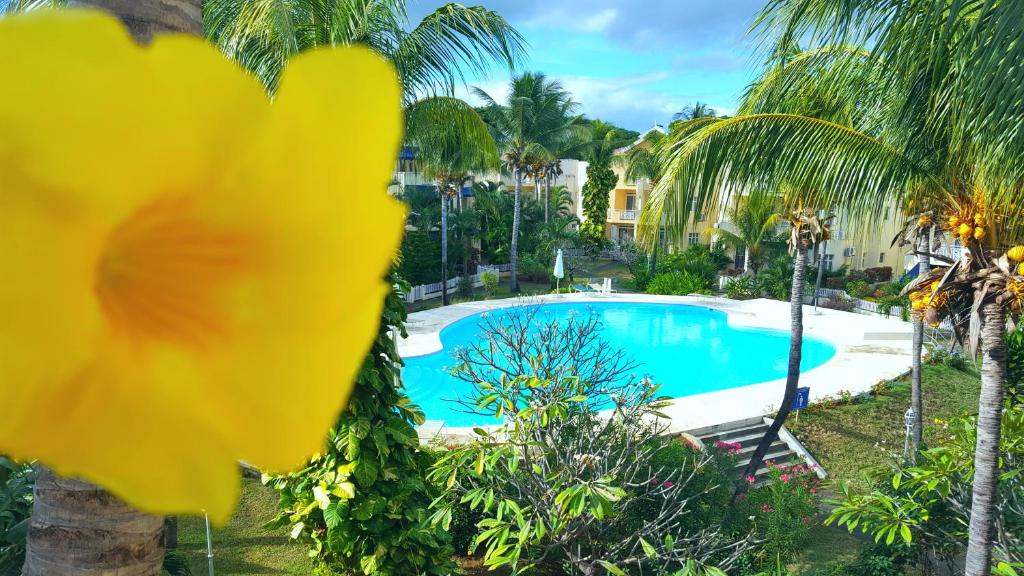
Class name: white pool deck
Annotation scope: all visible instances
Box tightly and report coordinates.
[398,293,913,436]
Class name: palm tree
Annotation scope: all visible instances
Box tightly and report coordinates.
[406,97,498,306]
[641,2,1024,572]
[671,101,717,123]
[204,0,526,100]
[709,192,783,277]
[474,73,586,292]
[744,209,829,484]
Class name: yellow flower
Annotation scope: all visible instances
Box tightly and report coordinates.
[0,11,404,522]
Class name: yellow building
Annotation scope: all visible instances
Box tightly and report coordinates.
[600,128,911,275]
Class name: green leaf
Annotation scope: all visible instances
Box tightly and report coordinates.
[598,560,628,575]
[899,524,912,544]
[639,537,657,559]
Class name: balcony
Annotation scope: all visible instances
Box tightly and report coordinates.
[608,209,637,221]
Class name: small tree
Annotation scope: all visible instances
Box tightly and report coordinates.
[429,306,753,575]
[581,163,617,247]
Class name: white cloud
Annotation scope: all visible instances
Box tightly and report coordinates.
[580,8,618,33]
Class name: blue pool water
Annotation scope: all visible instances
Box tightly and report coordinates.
[402,302,836,427]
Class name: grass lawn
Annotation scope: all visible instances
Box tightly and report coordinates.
[789,362,981,489]
[177,478,311,575]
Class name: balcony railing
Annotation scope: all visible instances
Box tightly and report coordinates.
[608,209,637,221]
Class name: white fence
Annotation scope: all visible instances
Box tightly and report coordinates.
[403,264,512,303]
[815,288,907,319]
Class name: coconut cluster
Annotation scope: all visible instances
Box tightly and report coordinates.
[909,277,948,327]
[947,210,986,243]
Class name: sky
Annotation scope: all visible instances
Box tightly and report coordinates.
[408,0,769,133]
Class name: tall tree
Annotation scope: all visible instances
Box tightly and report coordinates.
[641,2,1024,572]
[15,3,199,575]
[579,119,630,246]
[406,97,498,305]
[474,73,587,291]
[204,0,526,100]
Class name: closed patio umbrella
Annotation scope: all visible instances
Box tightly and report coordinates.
[554,249,565,292]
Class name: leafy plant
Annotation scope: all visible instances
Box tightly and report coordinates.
[581,162,617,247]
[428,308,752,575]
[480,270,499,299]
[845,280,871,300]
[726,277,759,300]
[0,458,33,575]
[647,271,712,296]
[264,277,454,575]
[826,405,1023,572]
[739,462,821,566]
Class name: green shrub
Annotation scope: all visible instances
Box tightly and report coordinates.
[264,277,454,575]
[480,270,498,299]
[398,231,441,286]
[925,348,969,370]
[738,462,821,567]
[428,308,752,575]
[647,271,712,296]
[0,458,33,574]
[845,280,871,299]
[726,277,758,300]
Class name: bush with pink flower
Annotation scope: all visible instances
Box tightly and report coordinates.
[738,460,822,566]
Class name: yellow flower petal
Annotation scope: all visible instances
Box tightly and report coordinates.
[0,10,403,521]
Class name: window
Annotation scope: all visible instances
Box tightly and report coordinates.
[618,227,634,244]
[822,254,834,271]
[688,232,700,246]
[878,252,885,263]
[625,193,636,211]
[734,249,746,270]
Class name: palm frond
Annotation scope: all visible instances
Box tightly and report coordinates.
[405,96,498,178]
[638,113,931,248]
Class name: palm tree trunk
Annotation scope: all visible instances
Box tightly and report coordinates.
[69,0,201,41]
[910,230,931,455]
[510,168,522,292]
[737,244,808,493]
[648,241,659,277]
[544,173,551,223]
[812,240,827,305]
[22,3,200,574]
[441,186,450,306]
[963,302,1007,576]
[23,467,165,576]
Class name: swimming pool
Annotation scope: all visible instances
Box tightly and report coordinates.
[401,302,837,428]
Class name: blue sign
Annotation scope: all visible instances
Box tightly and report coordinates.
[792,387,810,411]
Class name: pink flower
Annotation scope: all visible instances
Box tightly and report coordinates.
[780,474,791,483]
[745,475,757,484]
[810,488,818,494]
[761,504,774,513]
[663,481,674,488]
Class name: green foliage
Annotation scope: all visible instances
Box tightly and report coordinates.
[845,280,871,299]
[925,348,968,371]
[826,405,1023,570]
[480,271,499,299]
[581,162,616,244]
[398,230,441,285]
[205,0,526,98]
[265,278,454,575]
[726,277,759,300]
[658,244,731,285]
[738,463,821,566]
[0,458,33,575]
[647,271,712,296]
[427,312,751,574]
[757,256,797,300]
